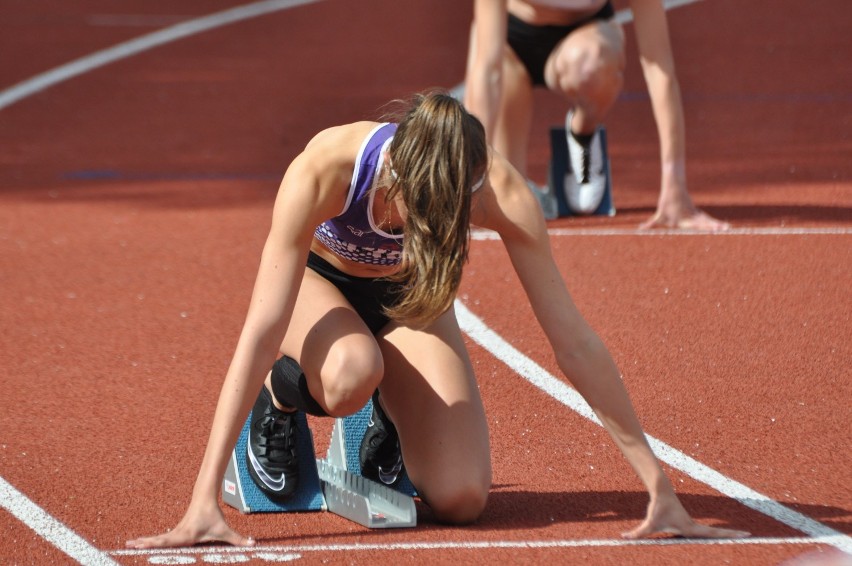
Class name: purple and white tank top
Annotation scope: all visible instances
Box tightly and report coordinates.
[314,123,403,266]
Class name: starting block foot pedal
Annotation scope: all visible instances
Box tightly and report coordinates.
[548,125,616,218]
[314,400,417,528]
[328,400,416,497]
[222,411,324,513]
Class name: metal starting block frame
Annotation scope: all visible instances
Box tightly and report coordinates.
[326,401,417,498]
[317,407,416,528]
[548,125,615,218]
[222,399,416,529]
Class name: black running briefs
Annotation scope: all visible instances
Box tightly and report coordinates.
[306,251,402,335]
[507,1,616,86]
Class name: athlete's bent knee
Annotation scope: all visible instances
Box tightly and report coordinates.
[320,353,383,417]
[426,481,490,525]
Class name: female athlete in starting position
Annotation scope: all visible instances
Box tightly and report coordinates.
[127,91,748,548]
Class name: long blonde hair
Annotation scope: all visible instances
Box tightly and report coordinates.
[382,91,488,327]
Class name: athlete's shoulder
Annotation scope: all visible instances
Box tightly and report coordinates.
[305,121,384,152]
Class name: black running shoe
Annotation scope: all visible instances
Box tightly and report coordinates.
[246,385,299,502]
[359,391,404,487]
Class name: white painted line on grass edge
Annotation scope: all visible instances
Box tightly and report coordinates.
[454,300,852,555]
[0,476,118,565]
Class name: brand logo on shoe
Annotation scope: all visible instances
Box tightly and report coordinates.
[378,455,403,485]
[247,442,288,491]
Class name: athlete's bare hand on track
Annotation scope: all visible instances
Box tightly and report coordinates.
[125,501,255,549]
[640,206,731,232]
[621,493,750,540]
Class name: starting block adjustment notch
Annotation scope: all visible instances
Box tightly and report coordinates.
[313,403,417,528]
[316,458,416,528]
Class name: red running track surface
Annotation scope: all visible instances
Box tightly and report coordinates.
[1,0,850,564]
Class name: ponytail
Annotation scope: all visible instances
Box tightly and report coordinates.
[382,91,488,328]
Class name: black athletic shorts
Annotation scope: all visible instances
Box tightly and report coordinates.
[507,1,615,86]
[306,251,403,335]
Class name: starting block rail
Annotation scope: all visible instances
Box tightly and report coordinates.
[317,457,416,528]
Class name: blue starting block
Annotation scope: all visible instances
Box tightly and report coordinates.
[328,400,416,497]
[222,411,324,513]
[548,126,616,218]
[222,399,416,527]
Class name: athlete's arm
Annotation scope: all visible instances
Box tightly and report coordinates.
[629,0,729,230]
[464,0,509,140]
[476,150,748,538]
[125,122,373,549]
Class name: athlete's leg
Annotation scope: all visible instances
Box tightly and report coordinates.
[270,268,383,417]
[493,45,535,177]
[377,305,492,524]
[544,19,625,134]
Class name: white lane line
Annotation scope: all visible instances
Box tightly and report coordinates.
[471,226,852,239]
[455,300,852,555]
[111,536,851,558]
[0,0,321,111]
[0,476,118,565]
